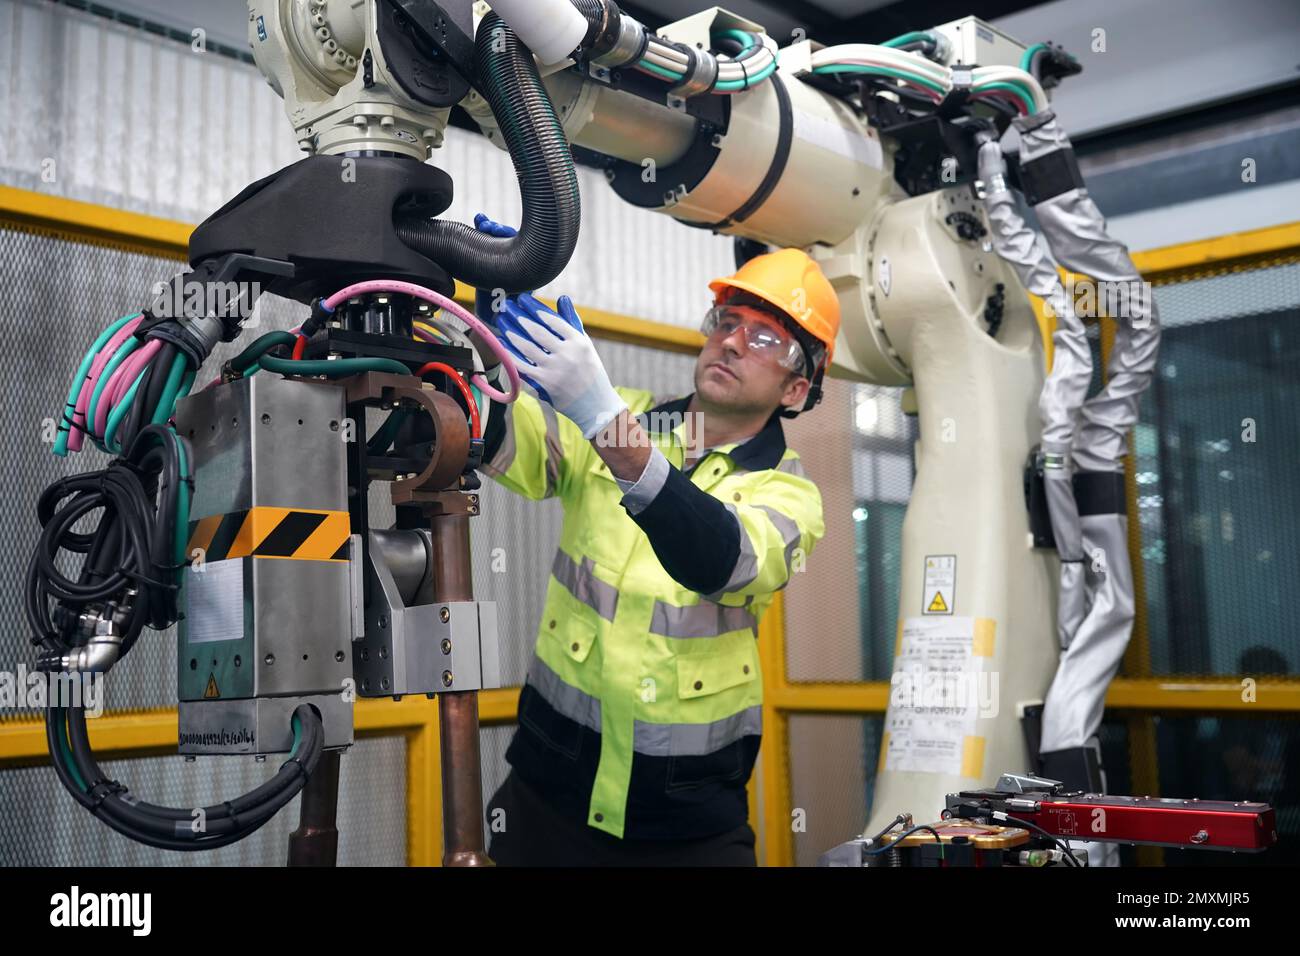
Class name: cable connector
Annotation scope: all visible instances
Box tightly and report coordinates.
[301,296,335,339]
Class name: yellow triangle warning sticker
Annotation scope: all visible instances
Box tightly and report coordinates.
[203,674,220,699]
[927,591,949,613]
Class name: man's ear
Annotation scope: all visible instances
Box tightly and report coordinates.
[780,374,810,410]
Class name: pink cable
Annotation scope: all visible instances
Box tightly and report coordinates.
[68,316,143,452]
[96,340,161,436]
[322,280,521,404]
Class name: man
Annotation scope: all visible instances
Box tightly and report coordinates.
[474,220,839,865]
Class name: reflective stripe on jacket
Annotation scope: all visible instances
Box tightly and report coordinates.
[481,387,824,839]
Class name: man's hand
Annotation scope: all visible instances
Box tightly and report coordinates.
[496,293,628,440]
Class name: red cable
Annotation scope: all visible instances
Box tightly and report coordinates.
[417,361,481,439]
[292,335,308,360]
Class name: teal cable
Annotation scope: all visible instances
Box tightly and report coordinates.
[638,58,684,81]
[974,80,1035,114]
[290,713,302,757]
[813,63,947,95]
[174,433,191,566]
[715,28,756,51]
[1020,42,1048,72]
[230,330,297,374]
[103,367,148,453]
[150,352,188,426]
[258,355,410,377]
[976,72,1038,107]
[57,717,88,793]
[715,58,778,91]
[471,385,483,429]
[883,30,936,49]
[54,312,138,457]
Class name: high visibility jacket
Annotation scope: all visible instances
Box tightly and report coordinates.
[481,387,824,839]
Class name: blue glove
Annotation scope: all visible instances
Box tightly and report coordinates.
[473,213,517,327]
[495,293,627,439]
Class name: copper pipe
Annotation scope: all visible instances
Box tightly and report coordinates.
[287,747,341,866]
[429,512,493,866]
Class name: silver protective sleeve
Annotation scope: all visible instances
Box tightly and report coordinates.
[1039,514,1136,750]
[1015,113,1162,473]
[977,139,1090,564]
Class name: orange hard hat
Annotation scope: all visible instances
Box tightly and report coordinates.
[708,248,840,368]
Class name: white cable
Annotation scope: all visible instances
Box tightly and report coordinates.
[813,44,951,81]
[813,57,952,91]
[645,36,689,65]
[642,47,685,72]
[717,50,775,81]
[971,65,1048,110]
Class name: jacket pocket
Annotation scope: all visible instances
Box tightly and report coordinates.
[521,615,599,760]
[675,642,759,700]
[665,642,759,792]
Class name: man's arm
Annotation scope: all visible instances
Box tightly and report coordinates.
[591,411,823,601]
[478,370,580,501]
[492,292,823,601]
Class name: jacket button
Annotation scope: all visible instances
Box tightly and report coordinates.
[571,642,580,653]
[549,619,556,629]
[594,812,604,823]
[694,680,703,691]
[733,492,742,502]
[743,665,750,674]
[713,467,720,476]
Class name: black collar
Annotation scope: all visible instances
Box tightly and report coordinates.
[638,393,788,472]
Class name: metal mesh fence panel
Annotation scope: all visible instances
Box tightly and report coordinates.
[0,733,405,866]
[783,378,917,683]
[788,714,883,867]
[1128,258,1300,678]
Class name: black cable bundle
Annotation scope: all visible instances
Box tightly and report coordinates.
[25,423,188,663]
[30,358,325,852]
[48,702,324,851]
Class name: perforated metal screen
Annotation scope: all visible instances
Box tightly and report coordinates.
[788,715,883,867]
[0,734,405,865]
[1127,258,1300,679]
[783,377,917,683]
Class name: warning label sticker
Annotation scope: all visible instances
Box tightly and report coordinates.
[203,674,220,699]
[922,554,955,615]
[884,615,991,776]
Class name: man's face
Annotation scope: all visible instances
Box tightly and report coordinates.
[694,304,811,415]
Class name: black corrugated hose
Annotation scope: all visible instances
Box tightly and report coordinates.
[395,12,581,294]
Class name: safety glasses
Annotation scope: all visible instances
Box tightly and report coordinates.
[701,305,806,374]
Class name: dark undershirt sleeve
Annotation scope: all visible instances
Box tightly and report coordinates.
[627,463,742,595]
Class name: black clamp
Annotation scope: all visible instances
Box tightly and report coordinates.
[87,778,129,813]
[938,66,974,117]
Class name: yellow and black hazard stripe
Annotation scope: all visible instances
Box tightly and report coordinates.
[187,507,351,562]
